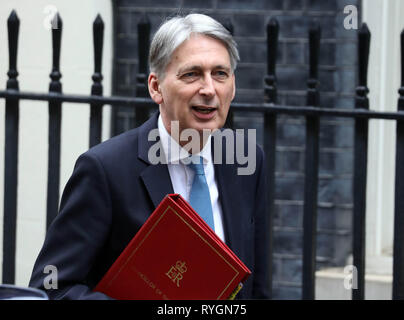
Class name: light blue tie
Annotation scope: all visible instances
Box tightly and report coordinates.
[188,156,215,231]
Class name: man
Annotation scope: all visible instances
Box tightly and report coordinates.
[29,13,270,300]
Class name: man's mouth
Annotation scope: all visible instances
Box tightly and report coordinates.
[191,105,217,114]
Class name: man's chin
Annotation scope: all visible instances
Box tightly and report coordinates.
[193,124,222,135]
[192,118,225,131]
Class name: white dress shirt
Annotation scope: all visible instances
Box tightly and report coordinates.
[157,115,226,242]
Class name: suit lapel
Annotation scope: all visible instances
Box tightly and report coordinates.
[138,112,174,208]
[140,163,174,208]
[213,132,245,256]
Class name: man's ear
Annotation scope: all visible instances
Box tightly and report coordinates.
[148,72,163,105]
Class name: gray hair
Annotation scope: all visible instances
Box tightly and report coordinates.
[149,13,240,78]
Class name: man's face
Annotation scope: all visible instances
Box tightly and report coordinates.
[148,34,236,141]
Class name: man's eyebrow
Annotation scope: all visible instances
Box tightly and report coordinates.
[213,65,231,72]
[176,64,232,75]
[176,65,202,75]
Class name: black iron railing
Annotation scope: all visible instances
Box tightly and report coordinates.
[1,10,404,300]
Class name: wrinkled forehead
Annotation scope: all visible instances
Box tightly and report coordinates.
[166,34,232,71]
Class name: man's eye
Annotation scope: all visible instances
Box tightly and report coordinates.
[214,70,229,78]
[183,72,197,78]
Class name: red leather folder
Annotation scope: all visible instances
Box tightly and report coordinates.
[94,194,251,300]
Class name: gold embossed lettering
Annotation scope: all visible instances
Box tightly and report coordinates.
[165,260,187,287]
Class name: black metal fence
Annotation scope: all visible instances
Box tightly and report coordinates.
[1,10,404,300]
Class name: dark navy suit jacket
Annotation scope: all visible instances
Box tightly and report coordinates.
[29,112,270,299]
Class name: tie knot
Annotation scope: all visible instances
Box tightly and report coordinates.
[188,156,205,175]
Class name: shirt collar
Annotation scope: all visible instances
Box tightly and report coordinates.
[157,114,212,165]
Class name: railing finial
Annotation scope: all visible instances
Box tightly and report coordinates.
[398,29,404,111]
[49,12,63,92]
[135,13,151,127]
[307,20,321,107]
[92,13,104,92]
[356,23,371,109]
[136,13,150,97]
[7,10,20,90]
[90,13,105,147]
[264,17,279,104]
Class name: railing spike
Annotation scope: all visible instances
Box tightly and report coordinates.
[264,17,279,104]
[357,23,371,94]
[400,29,404,90]
[93,13,104,77]
[52,12,62,29]
[50,12,62,91]
[90,13,105,147]
[266,18,279,78]
[308,21,321,81]
[94,13,103,26]
[137,13,150,77]
[135,13,151,126]
[307,21,321,107]
[7,10,20,90]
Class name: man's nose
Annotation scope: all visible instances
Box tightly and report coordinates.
[199,75,215,97]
